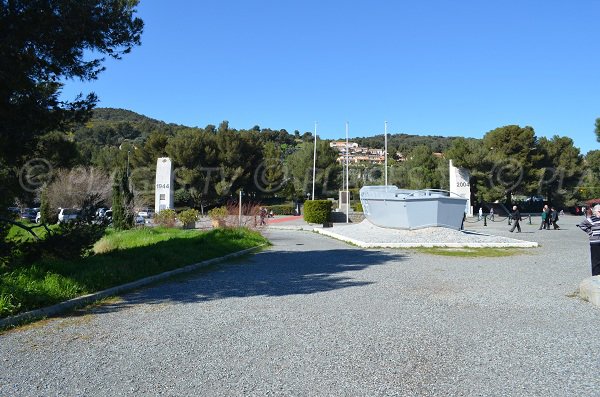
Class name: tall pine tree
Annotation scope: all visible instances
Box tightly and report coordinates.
[112,169,134,230]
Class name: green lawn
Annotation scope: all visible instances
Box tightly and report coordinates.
[413,247,525,257]
[1,227,268,318]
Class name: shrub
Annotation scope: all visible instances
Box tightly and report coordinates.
[353,202,363,212]
[208,206,228,220]
[267,204,294,215]
[154,209,177,227]
[20,222,107,263]
[178,209,199,226]
[303,200,332,224]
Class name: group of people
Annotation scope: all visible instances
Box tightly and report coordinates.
[507,205,560,233]
[507,203,600,276]
[538,205,560,230]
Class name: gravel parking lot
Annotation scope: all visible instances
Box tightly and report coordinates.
[1,215,599,396]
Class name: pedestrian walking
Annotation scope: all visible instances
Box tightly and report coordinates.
[577,204,600,276]
[478,207,483,221]
[550,207,560,230]
[539,205,549,230]
[489,207,494,220]
[259,207,267,225]
[509,205,522,233]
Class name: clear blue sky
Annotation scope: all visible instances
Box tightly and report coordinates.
[61,0,600,154]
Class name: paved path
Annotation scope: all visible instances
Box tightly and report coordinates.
[1,216,599,396]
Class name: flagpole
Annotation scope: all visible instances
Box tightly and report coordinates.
[384,121,388,187]
[312,121,317,200]
[346,121,349,224]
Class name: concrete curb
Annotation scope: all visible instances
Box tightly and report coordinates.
[579,276,600,307]
[0,245,266,329]
[314,228,539,248]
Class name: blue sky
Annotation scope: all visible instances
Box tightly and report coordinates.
[61,0,600,154]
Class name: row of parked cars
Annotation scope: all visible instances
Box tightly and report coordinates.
[7,207,155,225]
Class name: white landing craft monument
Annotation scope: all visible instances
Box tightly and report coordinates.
[155,157,174,213]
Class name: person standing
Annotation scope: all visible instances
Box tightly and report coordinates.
[577,204,600,276]
[509,205,522,233]
[550,206,560,230]
[478,207,483,221]
[539,205,549,230]
[489,207,494,220]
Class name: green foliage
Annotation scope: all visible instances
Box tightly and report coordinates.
[0,1,143,210]
[303,200,333,224]
[595,118,600,143]
[178,209,199,225]
[261,142,285,194]
[404,145,441,189]
[580,150,600,200]
[111,169,134,230]
[208,206,228,220]
[353,202,363,212]
[286,141,340,199]
[267,204,295,215]
[154,209,177,227]
[5,222,106,272]
[537,136,584,207]
[1,227,268,319]
[40,187,57,224]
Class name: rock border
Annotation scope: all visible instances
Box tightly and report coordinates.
[314,228,539,248]
[579,276,600,308]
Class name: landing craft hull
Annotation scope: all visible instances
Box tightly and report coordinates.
[359,186,468,230]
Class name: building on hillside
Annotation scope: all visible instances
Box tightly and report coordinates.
[330,141,384,164]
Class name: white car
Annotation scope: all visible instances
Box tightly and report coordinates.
[58,208,80,223]
[137,209,154,218]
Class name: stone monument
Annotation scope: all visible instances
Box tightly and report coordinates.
[155,157,174,213]
[449,159,472,216]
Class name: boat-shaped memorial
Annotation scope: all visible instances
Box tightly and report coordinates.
[359,185,468,230]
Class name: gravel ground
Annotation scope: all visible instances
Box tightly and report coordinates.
[1,215,599,396]
[314,220,538,247]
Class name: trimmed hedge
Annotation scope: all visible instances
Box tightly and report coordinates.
[267,204,295,215]
[304,200,332,224]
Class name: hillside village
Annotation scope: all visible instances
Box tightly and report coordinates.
[329,141,443,164]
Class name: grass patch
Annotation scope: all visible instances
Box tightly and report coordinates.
[1,227,268,319]
[413,247,524,257]
[6,222,58,242]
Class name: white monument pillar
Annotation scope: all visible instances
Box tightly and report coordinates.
[449,159,473,216]
[155,157,174,213]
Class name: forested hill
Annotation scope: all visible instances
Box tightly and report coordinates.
[84,108,468,153]
[73,107,182,147]
[349,133,465,153]
[90,108,172,126]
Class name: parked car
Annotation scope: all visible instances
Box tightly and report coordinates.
[134,215,145,225]
[58,208,80,223]
[20,208,38,222]
[137,208,154,218]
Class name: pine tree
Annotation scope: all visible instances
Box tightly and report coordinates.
[112,169,134,230]
[40,186,55,224]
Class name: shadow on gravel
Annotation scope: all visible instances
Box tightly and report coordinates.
[92,249,404,314]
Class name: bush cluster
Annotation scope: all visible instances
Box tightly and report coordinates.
[353,202,363,212]
[154,209,177,227]
[267,204,295,215]
[303,200,332,224]
[178,209,199,226]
